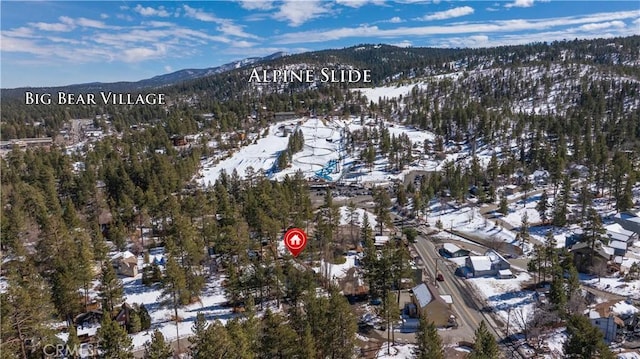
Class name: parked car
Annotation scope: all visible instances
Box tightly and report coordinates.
[436,272,445,282]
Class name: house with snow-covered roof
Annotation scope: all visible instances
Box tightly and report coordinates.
[613,211,640,238]
[464,250,511,277]
[440,243,470,258]
[410,283,454,328]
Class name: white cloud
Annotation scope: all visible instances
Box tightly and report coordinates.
[486,7,499,12]
[28,21,74,32]
[183,5,258,38]
[237,0,275,10]
[122,44,168,62]
[335,0,386,8]
[217,21,260,39]
[134,4,171,17]
[418,6,474,21]
[578,21,625,31]
[505,0,534,8]
[183,5,219,22]
[391,40,412,47]
[439,34,489,48]
[275,10,640,43]
[274,0,333,27]
[143,21,175,28]
[388,16,404,23]
[100,13,109,19]
[75,17,111,29]
[164,65,173,72]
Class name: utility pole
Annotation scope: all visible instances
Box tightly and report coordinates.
[506,307,511,342]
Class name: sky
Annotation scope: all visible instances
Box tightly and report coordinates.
[1,1,639,88]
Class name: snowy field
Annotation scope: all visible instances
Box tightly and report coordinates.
[339,206,379,229]
[56,250,234,350]
[427,203,529,254]
[467,273,536,331]
[312,251,359,284]
[196,115,450,186]
[582,273,640,300]
[375,343,417,359]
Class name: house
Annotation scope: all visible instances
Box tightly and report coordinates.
[440,243,470,258]
[613,211,640,237]
[571,241,612,273]
[587,300,627,343]
[529,170,549,186]
[410,283,455,328]
[112,251,139,277]
[464,250,511,277]
[274,112,297,122]
[465,256,493,277]
[115,303,135,328]
[606,223,637,247]
[374,236,390,247]
[608,240,628,257]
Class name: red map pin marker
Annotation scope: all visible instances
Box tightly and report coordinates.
[284,228,307,257]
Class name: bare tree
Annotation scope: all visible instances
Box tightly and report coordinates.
[590,260,608,283]
[566,292,587,317]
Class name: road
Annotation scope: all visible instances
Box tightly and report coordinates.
[412,234,526,358]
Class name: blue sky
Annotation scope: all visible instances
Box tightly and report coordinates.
[2,1,639,88]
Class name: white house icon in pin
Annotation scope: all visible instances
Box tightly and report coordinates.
[289,234,301,246]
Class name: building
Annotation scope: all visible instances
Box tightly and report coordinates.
[440,243,470,258]
[410,283,455,328]
[274,112,297,122]
[374,236,390,247]
[570,241,612,273]
[0,137,53,150]
[613,211,640,237]
[587,300,627,343]
[112,251,139,277]
[466,256,493,277]
[464,250,511,277]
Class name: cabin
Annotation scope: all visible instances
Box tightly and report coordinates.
[410,283,455,328]
[112,251,139,277]
[440,243,470,258]
[570,241,612,273]
[464,250,511,278]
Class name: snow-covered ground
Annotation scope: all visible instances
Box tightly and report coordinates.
[339,206,379,229]
[467,273,536,331]
[375,342,417,359]
[56,250,233,350]
[582,274,640,300]
[312,251,359,284]
[427,203,530,254]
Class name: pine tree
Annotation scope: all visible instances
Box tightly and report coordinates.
[66,324,81,359]
[519,212,530,250]
[564,314,614,359]
[415,313,444,359]
[0,261,57,358]
[498,193,509,216]
[260,310,298,358]
[549,262,567,318]
[468,321,499,359]
[139,304,152,331]
[98,263,124,313]
[96,314,134,359]
[536,190,549,224]
[160,255,188,353]
[143,330,173,359]
[373,187,392,235]
[128,310,141,334]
